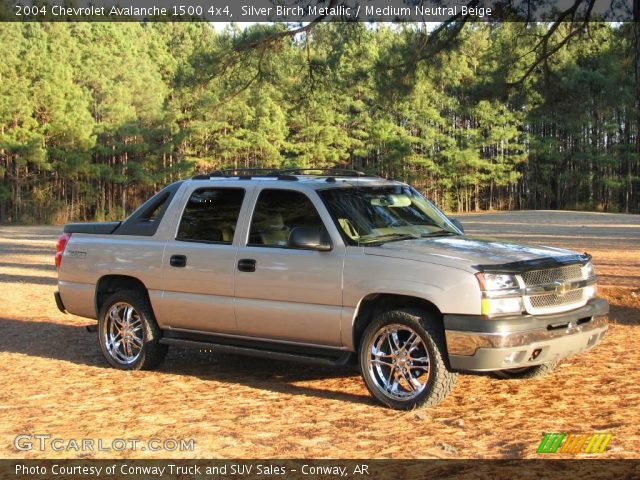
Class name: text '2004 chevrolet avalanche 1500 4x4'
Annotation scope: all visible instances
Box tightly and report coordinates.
[54,169,609,409]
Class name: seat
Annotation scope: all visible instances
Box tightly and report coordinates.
[218,224,236,243]
[250,212,290,246]
[338,218,360,240]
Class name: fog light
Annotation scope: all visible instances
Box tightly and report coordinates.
[481,297,524,317]
[529,348,542,361]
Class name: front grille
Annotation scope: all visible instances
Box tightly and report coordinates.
[521,264,583,286]
[529,289,584,309]
[521,263,586,314]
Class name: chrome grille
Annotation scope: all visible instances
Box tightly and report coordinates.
[521,264,583,286]
[521,263,586,313]
[529,289,584,309]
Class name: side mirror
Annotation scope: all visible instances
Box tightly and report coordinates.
[450,218,464,233]
[288,227,332,252]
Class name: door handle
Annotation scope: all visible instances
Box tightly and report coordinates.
[170,254,187,267]
[237,258,256,272]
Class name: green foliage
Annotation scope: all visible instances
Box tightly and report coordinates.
[0,22,637,223]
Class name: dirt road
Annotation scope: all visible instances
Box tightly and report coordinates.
[0,211,638,459]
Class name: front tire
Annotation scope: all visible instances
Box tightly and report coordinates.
[98,290,167,370]
[359,309,456,410]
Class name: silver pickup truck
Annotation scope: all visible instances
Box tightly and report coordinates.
[54,169,609,409]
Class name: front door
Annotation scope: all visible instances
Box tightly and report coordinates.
[234,188,344,346]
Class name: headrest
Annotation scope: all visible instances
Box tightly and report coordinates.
[255,212,285,231]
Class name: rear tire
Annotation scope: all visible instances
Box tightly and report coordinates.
[98,290,167,370]
[359,308,456,410]
[493,361,559,379]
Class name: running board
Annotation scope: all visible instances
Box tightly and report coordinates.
[159,337,353,366]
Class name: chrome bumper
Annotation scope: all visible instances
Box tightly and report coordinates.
[445,298,609,371]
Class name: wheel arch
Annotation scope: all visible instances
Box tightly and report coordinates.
[351,293,443,351]
[95,275,151,318]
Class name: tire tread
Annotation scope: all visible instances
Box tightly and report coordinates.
[493,361,558,379]
[98,289,167,371]
[359,308,457,409]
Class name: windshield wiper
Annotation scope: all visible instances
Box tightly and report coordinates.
[359,229,458,246]
[359,233,420,246]
[419,229,458,237]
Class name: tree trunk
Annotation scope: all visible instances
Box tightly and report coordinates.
[633,1,640,213]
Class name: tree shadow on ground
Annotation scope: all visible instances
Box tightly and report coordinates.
[0,273,57,285]
[0,261,56,272]
[608,304,640,326]
[0,234,58,241]
[0,245,53,256]
[0,317,373,406]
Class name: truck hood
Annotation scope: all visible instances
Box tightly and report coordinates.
[364,235,579,272]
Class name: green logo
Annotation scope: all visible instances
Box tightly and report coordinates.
[537,433,613,454]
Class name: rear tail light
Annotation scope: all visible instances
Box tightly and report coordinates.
[55,232,71,271]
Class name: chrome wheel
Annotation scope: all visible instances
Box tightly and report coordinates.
[364,323,430,401]
[103,302,144,365]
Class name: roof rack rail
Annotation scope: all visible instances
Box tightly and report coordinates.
[210,168,280,178]
[191,168,278,180]
[191,168,376,180]
[277,168,370,177]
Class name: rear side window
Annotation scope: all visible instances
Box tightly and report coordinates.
[177,188,245,244]
[248,189,323,247]
[114,181,183,236]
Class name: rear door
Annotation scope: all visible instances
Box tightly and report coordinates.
[154,185,250,333]
[233,187,345,346]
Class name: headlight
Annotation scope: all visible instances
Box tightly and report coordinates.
[478,273,519,291]
[475,272,524,317]
[583,261,596,279]
[584,285,597,299]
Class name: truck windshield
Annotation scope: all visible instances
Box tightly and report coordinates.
[318,185,461,245]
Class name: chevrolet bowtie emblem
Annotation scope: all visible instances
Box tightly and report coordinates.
[553,281,570,297]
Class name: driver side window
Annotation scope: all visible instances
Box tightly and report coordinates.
[248,189,324,247]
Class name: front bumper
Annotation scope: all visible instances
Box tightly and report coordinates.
[444,298,609,371]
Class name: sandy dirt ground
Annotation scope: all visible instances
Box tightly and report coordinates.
[0,211,638,459]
